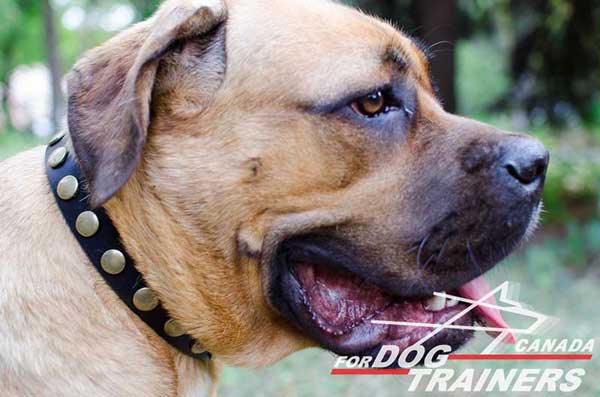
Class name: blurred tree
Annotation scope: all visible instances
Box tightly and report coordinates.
[353,0,600,124]
[351,0,458,113]
[0,0,43,84]
[42,0,64,128]
[1,0,598,129]
[129,0,161,19]
[411,0,458,113]
[0,2,19,84]
[507,0,600,124]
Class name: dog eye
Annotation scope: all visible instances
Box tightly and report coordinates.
[350,90,399,118]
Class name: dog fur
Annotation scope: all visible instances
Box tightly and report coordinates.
[0,0,547,395]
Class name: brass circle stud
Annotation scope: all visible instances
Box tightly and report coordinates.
[48,147,68,168]
[190,341,207,355]
[56,175,79,200]
[164,319,185,338]
[75,211,99,237]
[133,288,159,312]
[48,132,65,146]
[100,249,126,275]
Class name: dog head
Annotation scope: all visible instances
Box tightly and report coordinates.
[66,0,548,366]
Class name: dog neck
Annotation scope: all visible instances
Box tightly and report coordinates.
[45,134,212,362]
[48,129,306,375]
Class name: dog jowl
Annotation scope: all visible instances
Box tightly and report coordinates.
[64,0,550,371]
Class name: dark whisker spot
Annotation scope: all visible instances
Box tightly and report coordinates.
[416,233,431,268]
[466,241,483,276]
[436,237,450,264]
[404,244,421,255]
[421,253,436,270]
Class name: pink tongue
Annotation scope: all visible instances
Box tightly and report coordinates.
[457,276,515,344]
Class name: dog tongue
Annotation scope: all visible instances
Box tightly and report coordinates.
[458,276,515,344]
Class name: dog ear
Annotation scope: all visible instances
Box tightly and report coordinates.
[66,0,227,208]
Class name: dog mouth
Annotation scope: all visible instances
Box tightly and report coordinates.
[268,191,540,358]
[271,244,514,357]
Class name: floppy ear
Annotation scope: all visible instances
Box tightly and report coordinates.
[66,0,227,208]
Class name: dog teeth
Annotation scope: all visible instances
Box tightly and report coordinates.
[446,298,459,307]
[424,293,461,311]
[424,295,446,311]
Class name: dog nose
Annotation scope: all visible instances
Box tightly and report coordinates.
[501,136,549,186]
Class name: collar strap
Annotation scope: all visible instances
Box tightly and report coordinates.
[45,133,211,361]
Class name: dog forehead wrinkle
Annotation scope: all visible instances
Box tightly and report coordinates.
[224,0,425,106]
[383,46,410,71]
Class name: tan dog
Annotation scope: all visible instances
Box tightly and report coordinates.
[0,0,548,395]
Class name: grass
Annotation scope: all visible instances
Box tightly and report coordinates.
[0,127,45,160]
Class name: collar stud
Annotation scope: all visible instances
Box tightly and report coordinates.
[48,132,65,146]
[191,341,207,355]
[100,249,126,275]
[133,287,159,312]
[76,211,100,237]
[57,175,79,200]
[164,319,186,338]
[48,147,68,168]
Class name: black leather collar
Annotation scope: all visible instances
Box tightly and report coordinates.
[45,133,210,361]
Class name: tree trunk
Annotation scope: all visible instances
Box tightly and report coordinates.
[411,0,458,114]
[42,0,64,131]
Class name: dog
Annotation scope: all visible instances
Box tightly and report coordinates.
[0,0,549,395]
